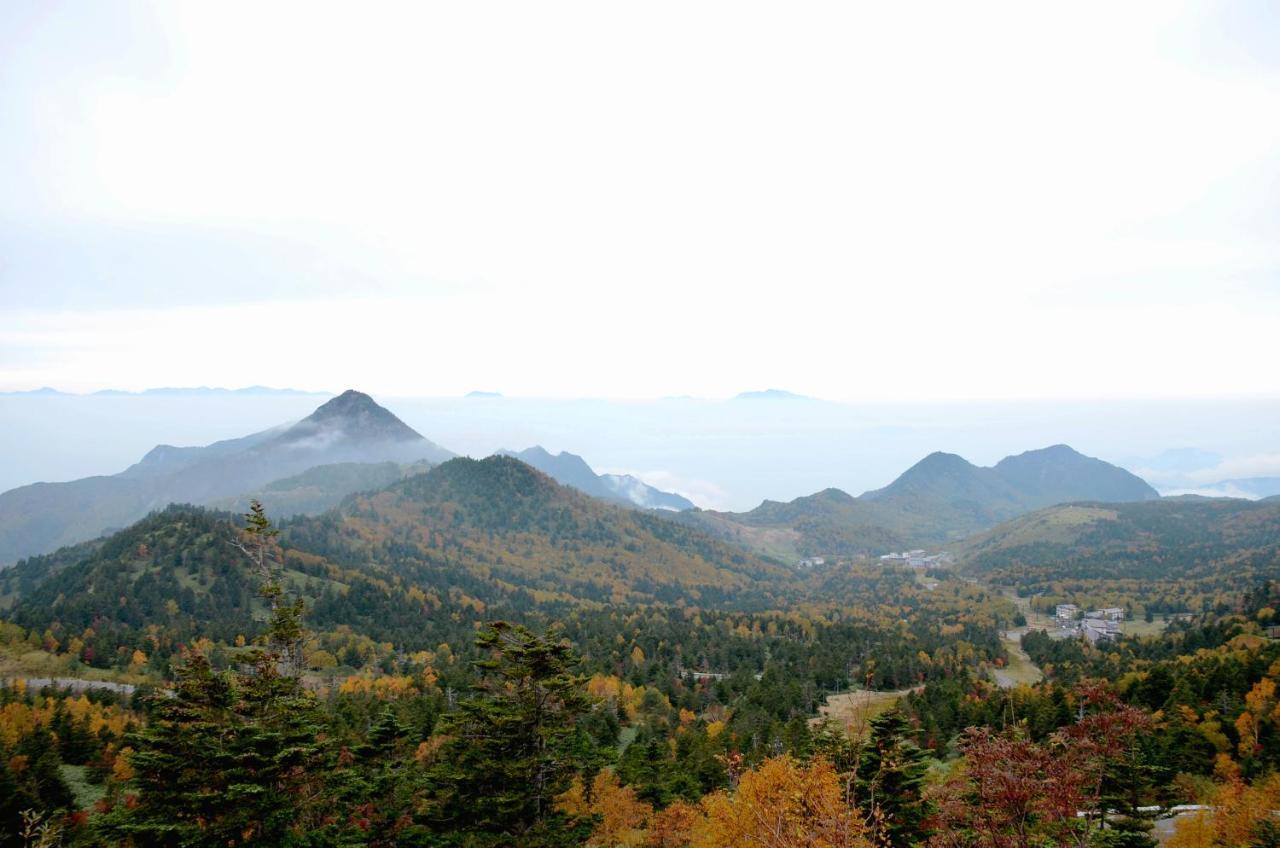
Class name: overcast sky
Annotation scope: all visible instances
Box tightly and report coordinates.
[2,1,1278,399]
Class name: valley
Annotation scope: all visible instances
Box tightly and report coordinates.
[1,391,1278,847]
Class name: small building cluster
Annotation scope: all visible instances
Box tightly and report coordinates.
[796,556,826,569]
[1054,603,1126,642]
[1082,617,1122,643]
[879,550,951,568]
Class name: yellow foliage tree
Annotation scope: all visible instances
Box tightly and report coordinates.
[645,801,701,848]
[1170,771,1280,848]
[561,771,653,848]
[689,756,870,848]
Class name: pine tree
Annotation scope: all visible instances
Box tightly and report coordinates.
[232,499,305,675]
[96,652,327,847]
[0,726,74,847]
[331,705,425,846]
[857,708,931,848]
[420,621,600,847]
[97,503,329,847]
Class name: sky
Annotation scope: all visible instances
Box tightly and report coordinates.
[2,1,1279,399]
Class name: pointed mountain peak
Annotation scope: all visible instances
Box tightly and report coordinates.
[290,390,423,442]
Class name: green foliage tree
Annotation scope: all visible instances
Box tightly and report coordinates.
[97,503,329,847]
[0,726,73,847]
[420,621,600,847]
[96,650,327,847]
[857,708,931,848]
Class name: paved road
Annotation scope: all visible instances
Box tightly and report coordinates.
[9,676,137,696]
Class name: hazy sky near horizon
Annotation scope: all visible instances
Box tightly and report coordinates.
[2,2,1279,399]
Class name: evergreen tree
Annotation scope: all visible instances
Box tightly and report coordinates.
[97,504,329,847]
[330,705,426,846]
[421,621,600,847]
[96,652,327,847]
[857,708,931,848]
[1091,739,1160,848]
[0,726,74,847]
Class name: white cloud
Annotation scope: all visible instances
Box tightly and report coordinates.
[599,468,731,512]
[2,2,1280,399]
[1184,453,1280,485]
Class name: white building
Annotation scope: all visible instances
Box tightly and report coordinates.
[1085,607,1126,621]
[1082,618,1121,643]
[1056,604,1079,623]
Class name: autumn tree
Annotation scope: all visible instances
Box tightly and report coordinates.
[560,770,653,848]
[693,755,871,848]
[927,687,1152,848]
[1169,761,1280,848]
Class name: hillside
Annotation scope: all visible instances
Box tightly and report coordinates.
[291,456,785,607]
[0,391,453,563]
[3,456,791,661]
[499,446,695,511]
[0,505,479,664]
[682,445,1158,559]
[958,497,1280,603]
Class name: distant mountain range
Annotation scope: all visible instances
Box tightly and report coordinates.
[733,389,812,401]
[1166,477,1280,500]
[677,445,1158,560]
[498,447,695,511]
[0,395,1161,571]
[0,391,452,563]
[0,386,327,397]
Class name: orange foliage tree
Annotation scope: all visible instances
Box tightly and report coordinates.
[689,755,871,848]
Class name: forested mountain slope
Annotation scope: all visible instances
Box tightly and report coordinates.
[291,455,787,608]
[958,497,1280,609]
[2,457,794,663]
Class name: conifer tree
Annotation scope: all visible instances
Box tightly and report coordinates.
[97,503,329,847]
[857,708,931,848]
[421,621,600,847]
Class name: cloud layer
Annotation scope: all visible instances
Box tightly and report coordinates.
[2,2,1279,399]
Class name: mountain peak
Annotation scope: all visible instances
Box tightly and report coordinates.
[809,487,857,504]
[993,443,1158,503]
[908,451,976,475]
[861,451,996,504]
[500,447,695,511]
[292,390,422,442]
[1002,444,1080,462]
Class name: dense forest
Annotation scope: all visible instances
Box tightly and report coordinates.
[2,492,1279,846]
